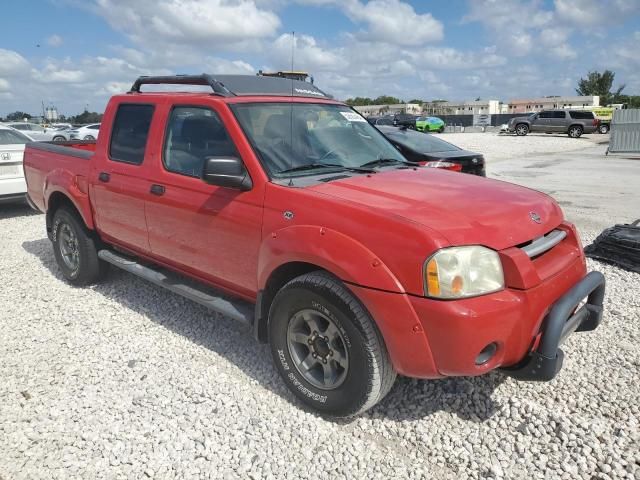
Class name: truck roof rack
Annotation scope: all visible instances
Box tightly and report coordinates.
[129,74,233,96]
[128,74,330,99]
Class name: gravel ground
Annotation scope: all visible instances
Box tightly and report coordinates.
[433,132,601,163]
[1,145,639,479]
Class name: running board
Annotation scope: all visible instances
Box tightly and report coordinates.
[98,250,254,325]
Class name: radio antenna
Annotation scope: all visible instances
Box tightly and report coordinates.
[288,31,295,187]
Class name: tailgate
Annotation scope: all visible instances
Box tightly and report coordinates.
[0,145,25,179]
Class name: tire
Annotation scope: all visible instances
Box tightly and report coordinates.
[599,124,609,134]
[52,136,65,143]
[83,135,95,141]
[568,125,583,138]
[268,271,396,417]
[438,126,445,133]
[515,123,529,136]
[51,207,107,286]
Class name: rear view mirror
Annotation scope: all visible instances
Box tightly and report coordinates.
[202,156,252,191]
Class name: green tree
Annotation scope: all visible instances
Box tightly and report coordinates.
[373,95,401,105]
[71,109,103,124]
[408,99,424,105]
[345,97,373,106]
[576,70,625,106]
[5,111,32,121]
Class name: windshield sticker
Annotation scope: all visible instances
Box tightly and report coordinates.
[294,88,325,97]
[340,112,367,123]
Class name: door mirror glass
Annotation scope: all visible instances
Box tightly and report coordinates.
[202,156,252,190]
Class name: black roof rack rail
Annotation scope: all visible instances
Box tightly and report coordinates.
[128,74,233,96]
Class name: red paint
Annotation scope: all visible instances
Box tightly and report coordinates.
[23,89,596,379]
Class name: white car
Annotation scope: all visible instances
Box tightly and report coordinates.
[5,122,68,142]
[0,124,34,203]
[68,124,101,140]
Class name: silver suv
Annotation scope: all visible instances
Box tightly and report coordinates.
[508,110,598,138]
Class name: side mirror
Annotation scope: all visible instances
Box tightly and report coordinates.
[202,156,252,191]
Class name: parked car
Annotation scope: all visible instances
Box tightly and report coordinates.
[379,126,485,176]
[23,74,605,417]
[68,124,101,140]
[0,124,34,203]
[392,113,418,129]
[415,116,445,133]
[6,122,67,142]
[507,110,598,138]
[366,116,394,126]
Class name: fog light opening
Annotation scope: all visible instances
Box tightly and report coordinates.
[475,342,498,366]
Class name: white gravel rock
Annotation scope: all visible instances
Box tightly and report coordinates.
[1,191,639,479]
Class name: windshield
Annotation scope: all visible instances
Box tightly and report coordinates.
[384,128,460,153]
[0,129,31,145]
[231,103,406,177]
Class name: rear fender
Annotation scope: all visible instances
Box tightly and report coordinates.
[44,168,94,230]
[258,225,404,293]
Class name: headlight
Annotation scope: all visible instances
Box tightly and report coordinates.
[424,246,504,298]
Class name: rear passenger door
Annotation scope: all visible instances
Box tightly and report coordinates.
[550,111,567,132]
[90,103,157,254]
[144,103,264,296]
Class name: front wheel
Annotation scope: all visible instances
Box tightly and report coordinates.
[83,135,95,141]
[515,123,529,136]
[52,207,107,285]
[438,126,445,133]
[269,272,396,417]
[52,136,65,142]
[568,125,583,138]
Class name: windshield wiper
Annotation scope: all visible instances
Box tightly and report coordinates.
[279,162,375,175]
[359,158,417,169]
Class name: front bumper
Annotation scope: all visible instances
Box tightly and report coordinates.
[501,271,605,381]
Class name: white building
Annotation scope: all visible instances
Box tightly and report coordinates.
[506,96,599,114]
[423,100,503,116]
[353,103,422,117]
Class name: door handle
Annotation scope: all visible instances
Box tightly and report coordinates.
[150,184,165,196]
[98,172,110,183]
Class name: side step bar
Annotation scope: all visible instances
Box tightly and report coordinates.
[98,250,254,325]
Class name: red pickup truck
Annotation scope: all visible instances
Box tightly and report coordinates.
[24,74,605,417]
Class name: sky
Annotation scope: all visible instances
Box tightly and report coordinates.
[1,0,639,116]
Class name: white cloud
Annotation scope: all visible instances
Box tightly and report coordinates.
[0,49,30,77]
[272,33,347,72]
[94,0,280,47]
[47,34,63,47]
[554,0,640,26]
[0,78,10,91]
[410,47,506,70]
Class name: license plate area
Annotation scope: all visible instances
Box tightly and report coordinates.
[0,164,22,177]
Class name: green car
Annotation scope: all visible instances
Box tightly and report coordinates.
[415,116,445,133]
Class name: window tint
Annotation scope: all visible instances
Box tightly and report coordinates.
[163,106,238,178]
[538,111,554,119]
[12,124,29,131]
[553,111,566,119]
[109,104,154,165]
[569,111,594,119]
[0,129,31,145]
[89,124,100,130]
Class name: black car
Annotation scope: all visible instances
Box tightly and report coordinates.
[392,113,418,129]
[378,126,486,176]
[366,116,394,126]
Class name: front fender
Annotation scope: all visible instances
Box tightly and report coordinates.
[44,169,94,230]
[258,225,405,293]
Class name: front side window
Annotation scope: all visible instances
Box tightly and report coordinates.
[0,129,31,145]
[553,111,567,119]
[231,103,405,177]
[109,104,154,165]
[538,111,554,119]
[163,106,239,178]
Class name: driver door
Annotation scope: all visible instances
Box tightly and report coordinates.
[144,103,264,296]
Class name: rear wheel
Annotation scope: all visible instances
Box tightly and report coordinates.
[599,124,609,134]
[52,136,65,142]
[515,123,529,136]
[438,126,445,133]
[568,125,583,138]
[52,207,107,285]
[269,271,396,417]
[83,135,95,141]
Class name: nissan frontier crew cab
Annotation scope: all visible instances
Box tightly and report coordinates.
[24,74,605,417]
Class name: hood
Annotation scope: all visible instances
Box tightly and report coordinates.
[308,168,563,250]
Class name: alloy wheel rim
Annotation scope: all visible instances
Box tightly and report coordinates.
[286,308,349,390]
[59,223,80,272]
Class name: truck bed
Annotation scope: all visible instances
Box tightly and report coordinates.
[23,141,96,213]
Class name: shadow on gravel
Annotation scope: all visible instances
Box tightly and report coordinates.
[0,201,40,220]
[23,237,505,422]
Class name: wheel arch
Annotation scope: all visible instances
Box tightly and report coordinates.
[46,190,93,240]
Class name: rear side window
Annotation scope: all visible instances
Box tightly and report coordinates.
[553,111,567,119]
[0,129,31,145]
[109,104,154,165]
[538,111,554,119]
[163,106,238,178]
[569,111,594,119]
